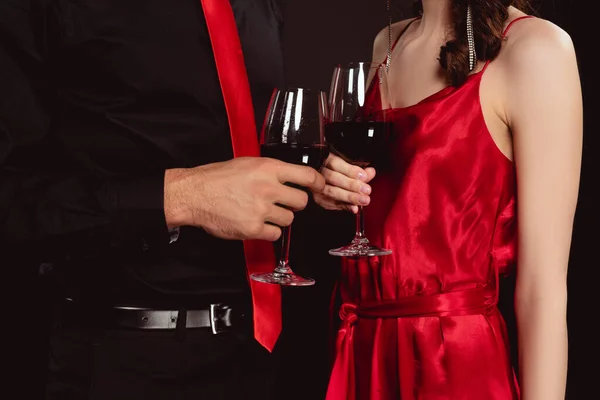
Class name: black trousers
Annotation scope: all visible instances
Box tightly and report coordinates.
[45,305,278,400]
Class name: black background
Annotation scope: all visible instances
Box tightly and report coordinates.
[13,1,596,398]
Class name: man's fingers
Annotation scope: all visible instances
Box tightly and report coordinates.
[265,204,295,227]
[257,224,282,242]
[277,163,326,193]
[274,185,309,211]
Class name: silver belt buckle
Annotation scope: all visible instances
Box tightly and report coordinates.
[209,303,233,335]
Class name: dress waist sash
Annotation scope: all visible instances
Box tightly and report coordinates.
[325,284,498,400]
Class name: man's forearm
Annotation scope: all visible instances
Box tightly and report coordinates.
[0,168,171,260]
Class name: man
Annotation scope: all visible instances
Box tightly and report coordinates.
[0,0,325,398]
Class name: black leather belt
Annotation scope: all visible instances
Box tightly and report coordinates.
[63,298,246,334]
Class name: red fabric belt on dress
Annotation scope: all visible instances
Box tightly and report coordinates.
[326,285,498,400]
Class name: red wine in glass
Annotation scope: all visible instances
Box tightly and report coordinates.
[261,143,329,171]
[327,62,393,257]
[251,88,328,286]
[324,121,392,168]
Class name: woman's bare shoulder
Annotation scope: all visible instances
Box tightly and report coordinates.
[501,15,575,68]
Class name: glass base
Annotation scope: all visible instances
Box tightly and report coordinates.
[250,271,315,286]
[329,241,392,257]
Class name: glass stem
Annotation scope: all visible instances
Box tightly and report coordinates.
[353,206,369,244]
[274,225,293,275]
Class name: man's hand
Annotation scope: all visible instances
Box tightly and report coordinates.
[164,157,325,241]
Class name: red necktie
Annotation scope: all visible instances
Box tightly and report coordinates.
[200,0,282,352]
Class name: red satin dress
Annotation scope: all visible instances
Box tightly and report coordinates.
[326,17,533,400]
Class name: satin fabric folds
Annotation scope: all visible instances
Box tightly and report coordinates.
[326,62,521,399]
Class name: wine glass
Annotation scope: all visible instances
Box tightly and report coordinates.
[250,88,329,286]
[326,62,393,257]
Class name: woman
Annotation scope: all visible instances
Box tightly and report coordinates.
[314,0,582,399]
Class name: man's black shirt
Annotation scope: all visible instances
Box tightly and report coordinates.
[0,0,285,305]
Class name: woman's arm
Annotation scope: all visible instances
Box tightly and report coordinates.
[504,19,582,399]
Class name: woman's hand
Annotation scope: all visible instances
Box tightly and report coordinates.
[313,154,376,213]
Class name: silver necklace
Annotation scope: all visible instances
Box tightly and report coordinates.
[386,0,392,72]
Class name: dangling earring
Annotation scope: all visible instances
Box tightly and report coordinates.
[467,2,476,72]
[386,0,392,72]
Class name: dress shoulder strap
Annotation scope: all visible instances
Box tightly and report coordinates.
[383,17,421,65]
[481,15,535,72]
[502,15,535,38]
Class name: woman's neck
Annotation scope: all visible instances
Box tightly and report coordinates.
[418,0,453,37]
